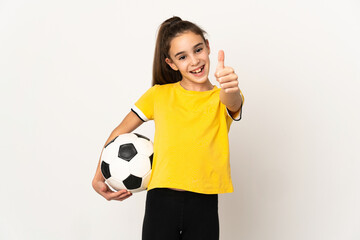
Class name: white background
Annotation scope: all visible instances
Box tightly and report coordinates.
[1,0,359,239]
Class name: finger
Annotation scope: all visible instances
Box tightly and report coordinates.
[215,67,235,79]
[216,50,225,72]
[113,193,130,201]
[107,189,128,200]
[224,87,240,93]
[218,74,238,84]
[220,81,239,89]
[115,192,133,201]
[114,191,132,201]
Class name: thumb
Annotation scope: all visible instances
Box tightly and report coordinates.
[216,50,225,72]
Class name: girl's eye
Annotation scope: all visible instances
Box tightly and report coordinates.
[195,48,203,53]
[179,55,186,60]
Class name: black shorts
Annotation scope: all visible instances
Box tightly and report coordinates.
[142,188,219,240]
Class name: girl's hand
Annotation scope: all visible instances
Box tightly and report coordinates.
[93,180,132,201]
[215,50,239,93]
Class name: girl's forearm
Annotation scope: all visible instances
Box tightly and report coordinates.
[219,88,243,113]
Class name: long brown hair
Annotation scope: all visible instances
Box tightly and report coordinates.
[152,16,207,86]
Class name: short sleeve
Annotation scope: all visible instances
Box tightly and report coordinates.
[131,85,158,122]
[226,89,245,121]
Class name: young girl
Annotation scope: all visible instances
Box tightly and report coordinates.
[92,16,244,240]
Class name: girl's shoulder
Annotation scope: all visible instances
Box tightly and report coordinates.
[141,83,176,98]
[152,82,178,91]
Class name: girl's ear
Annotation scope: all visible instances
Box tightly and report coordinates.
[165,58,179,71]
[205,39,210,54]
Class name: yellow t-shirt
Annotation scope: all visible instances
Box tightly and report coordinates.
[132,81,244,194]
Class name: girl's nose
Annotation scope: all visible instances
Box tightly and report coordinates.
[190,55,200,65]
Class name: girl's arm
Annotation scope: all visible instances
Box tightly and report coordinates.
[92,110,144,201]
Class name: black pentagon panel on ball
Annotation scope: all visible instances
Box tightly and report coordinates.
[149,153,154,167]
[101,161,111,179]
[104,136,118,148]
[118,143,137,161]
[134,133,150,141]
[123,174,142,190]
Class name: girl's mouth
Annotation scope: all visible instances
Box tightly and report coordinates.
[190,65,205,75]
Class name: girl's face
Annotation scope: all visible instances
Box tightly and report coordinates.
[165,31,211,88]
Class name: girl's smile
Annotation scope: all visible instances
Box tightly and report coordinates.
[190,65,205,75]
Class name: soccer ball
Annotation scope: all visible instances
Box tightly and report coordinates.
[100,133,153,193]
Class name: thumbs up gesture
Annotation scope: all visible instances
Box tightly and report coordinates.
[215,50,239,93]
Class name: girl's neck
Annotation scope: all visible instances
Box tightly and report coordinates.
[179,79,214,92]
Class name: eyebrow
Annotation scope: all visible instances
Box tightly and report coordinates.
[174,42,204,58]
